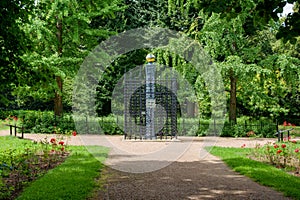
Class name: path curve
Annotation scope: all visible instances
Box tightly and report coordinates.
[0,131,292,199]
[89,136,290,200]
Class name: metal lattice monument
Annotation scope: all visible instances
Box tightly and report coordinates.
[124,54,179,140]
[145,54,156,139]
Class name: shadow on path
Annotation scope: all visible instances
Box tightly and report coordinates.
[92,159,291,200]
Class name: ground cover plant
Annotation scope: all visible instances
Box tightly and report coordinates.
[209,146,300,199]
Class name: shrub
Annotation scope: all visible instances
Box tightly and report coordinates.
[17,110,75,134]
[99,115,123,135]
[220,118,277,137]
[220,121,234,137]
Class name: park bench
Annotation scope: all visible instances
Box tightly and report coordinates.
[274,128,293,142]
[5,124,24,139]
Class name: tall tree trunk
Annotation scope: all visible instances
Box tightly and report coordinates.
[54,76,63,116]
[229,69,237,124]
[54,18,63,116]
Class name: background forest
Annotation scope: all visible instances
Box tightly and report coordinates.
[1,0,299,136]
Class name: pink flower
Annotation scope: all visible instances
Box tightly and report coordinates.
[291,140,297,144]
[283,121,288,126]
[241,144,246,148]
[295,149,299,153]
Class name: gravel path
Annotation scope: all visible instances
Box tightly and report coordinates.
[0,130,293,199]
[89,136,290,200]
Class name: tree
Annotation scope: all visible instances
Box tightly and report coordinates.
[19,0,123,116]
[188,0,300,123]
[277,1,300,43]
[189,10,258,123]
[95,0,207,116]
[0,0,34,107]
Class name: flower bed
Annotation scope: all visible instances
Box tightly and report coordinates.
[250,138,300,175]
[0,135,71,199]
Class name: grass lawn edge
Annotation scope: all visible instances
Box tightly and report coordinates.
[16,145,109,200]
[208,146,300,199]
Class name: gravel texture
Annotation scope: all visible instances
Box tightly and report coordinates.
[90,137,291,200]
[0,130,293,199]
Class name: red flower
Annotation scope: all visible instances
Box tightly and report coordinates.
[50,138,56,143]
[58,141,64,146]
[61,147,65,151]
[274,144,279,148]
[277,149,282,154]
[291,140,297,144]
[295,149,299,153]
[72,131,77,136]
[292,124,296,127]
[281,144,286,148]
[241,144,246,148]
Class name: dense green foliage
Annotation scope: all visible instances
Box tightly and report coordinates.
[1,110,124,135]
[94,0,300,122]
[1,110,278,137]
[19,110,75,133]
[13,0,123,115]
[0,0,299,130]
[0,0,34,108]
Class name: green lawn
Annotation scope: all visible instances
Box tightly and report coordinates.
[17,146,108,200]
[209,147,300,199]
[0,136,108,200]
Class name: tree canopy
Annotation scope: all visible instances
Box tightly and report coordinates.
[0,0,299,123]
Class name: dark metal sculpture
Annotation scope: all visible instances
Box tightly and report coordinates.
[124,54,179,140]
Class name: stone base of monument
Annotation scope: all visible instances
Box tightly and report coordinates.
[122,135,180,142]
